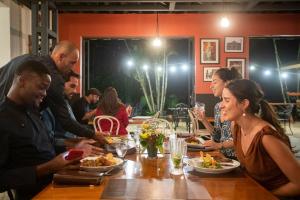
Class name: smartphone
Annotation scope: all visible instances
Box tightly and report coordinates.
[65,149,84,160]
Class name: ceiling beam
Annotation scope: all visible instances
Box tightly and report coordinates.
[55,0,247,3]
[169,2,176,11]
[57,4,245,12]
[245,0,259,10]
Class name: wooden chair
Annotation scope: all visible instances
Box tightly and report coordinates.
[93,115,120,135]
[188,109,199,135]
[144,118,174,137]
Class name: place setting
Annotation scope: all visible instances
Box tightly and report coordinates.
[184,135,215,152]
[184,151,240,175]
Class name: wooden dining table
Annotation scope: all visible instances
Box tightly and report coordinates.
[33,151,278,200]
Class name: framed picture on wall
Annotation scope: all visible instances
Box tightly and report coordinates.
[200,39,219,64]
[225,37,244,52]
[203,66,220,82]
[226,58,246,78]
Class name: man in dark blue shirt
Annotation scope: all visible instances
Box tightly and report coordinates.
[0,60,80,199]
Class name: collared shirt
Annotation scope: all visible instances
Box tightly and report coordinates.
[0,98,55,198]
[71,97,90,124]
[212,102,235,159]
[0,54,95,138]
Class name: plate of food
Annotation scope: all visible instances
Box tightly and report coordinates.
[80,153,123,172]
[104,136,122,144]
[184,136,214,151]
[186,152,240,174]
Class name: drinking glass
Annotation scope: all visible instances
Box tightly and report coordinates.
[195,102,205,112]
[115,141,128,160]
[169,138,186,175]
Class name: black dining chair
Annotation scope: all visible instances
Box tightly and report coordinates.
[173,103,190,132]
[271,103,294,135]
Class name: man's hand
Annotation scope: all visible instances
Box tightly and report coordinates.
[75,139,103,157]
[92,131,107,145]
[36,153,81,177]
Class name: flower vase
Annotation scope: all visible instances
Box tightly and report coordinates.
[147,143,158,158]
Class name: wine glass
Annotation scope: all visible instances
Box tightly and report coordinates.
[169,138,186,175]
[115,141,128,160]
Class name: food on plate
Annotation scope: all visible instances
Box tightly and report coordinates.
[199,151,222,169]
[185,136,200,144]
[105,136,121,144]
[81,153,117,167]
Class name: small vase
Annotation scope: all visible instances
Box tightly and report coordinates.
[147,144,158,158]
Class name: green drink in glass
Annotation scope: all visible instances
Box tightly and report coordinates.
[172,154,182,168]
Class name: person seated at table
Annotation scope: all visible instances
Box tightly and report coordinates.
[72,88,101,125]
[126,104,133,117]
[0,60,81,199]
[221,79,300,198]
[42,71,103,155]
[95,87,129,135]
[194,67,241,159]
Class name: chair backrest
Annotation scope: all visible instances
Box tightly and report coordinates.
[93,115,120,135]
[175,103,189,118]
[143,118,174,137]
[188,109,199,135]
[270,103,294,120]
[153,111,160,118]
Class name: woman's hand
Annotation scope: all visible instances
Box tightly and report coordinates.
[193,109,206,121]
[203,140,222,149]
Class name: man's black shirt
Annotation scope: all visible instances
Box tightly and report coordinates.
[0,98,55,199]
[0,54,95,138]
[71,97,90,124]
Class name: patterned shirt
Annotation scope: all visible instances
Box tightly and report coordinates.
[211,102,235,158]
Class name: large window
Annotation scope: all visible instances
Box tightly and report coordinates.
[82,38,194,114]
[249,37,300,102]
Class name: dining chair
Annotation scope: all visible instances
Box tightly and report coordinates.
[173,103,190,132]
[153,111,160,118]
[270,103,294,135]
[144,118,174,137]
[93,115,120,135]
[188,109,200,136]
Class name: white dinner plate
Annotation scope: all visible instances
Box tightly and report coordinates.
[80,156,123,172]
[186,157,240,174]
[185,137,213,151]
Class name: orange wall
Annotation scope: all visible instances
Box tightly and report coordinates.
[59,13,300,94]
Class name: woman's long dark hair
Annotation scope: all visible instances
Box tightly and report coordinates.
[98,87,124,116]
[214,67,242,82]
[226,79,291,148]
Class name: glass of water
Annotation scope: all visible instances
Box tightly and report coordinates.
[169,138,186,175]
[194,102,205,120]
[115,141,128,160]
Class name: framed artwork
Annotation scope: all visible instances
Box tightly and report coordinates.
[200,39,219,64]
[225,37,244,53]
[226,58,246,78]
[203,67,220,82]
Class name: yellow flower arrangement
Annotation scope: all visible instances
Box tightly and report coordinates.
[139,123,165,156]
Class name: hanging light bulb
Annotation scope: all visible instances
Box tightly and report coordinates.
[152,37,162,47]
[219,1,230,28]
[220,16,230,28]
[152,13,162,47]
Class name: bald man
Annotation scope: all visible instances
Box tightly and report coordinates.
[0,41,104,143]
